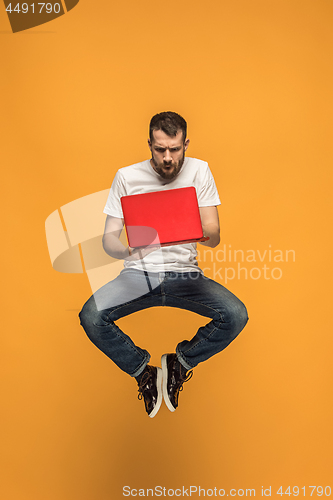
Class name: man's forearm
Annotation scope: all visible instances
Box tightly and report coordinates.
[200,223,220,248]
[102,233,129,259]
[102,233,158,261]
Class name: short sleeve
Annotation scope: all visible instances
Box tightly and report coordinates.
[197,164,221,207]
[103,171,127,218]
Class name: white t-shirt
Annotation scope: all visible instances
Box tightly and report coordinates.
[103,157,221,273]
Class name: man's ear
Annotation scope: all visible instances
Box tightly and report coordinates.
[148,139,152,152]
[184,138,190,150]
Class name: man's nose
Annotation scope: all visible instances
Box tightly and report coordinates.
[163,149,172,162]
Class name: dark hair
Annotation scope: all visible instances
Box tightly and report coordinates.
[149,111,187,142]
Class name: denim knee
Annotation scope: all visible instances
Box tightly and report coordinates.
[222,300,249,335]
[78,299,103,330]
[78,302,89,328]
[231,301,249,332]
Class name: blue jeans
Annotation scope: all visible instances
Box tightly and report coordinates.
[79,269,248,378]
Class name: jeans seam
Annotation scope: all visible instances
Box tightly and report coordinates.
[165,292,225,357]
[104,295,159,321]
[161,280,165,306]
[180,324,222,356]
[164,293,226,321]
[92,321,146,354]
[176,351,193,370]
[92,296,158,354]
[130,354,150,378]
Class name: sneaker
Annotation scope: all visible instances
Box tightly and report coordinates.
[161,353,193,412]
[137,365,162,418]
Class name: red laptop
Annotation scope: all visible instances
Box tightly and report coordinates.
[121,187,206,248]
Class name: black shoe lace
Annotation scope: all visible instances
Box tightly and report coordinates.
[178,369,193,393]
[137,368,152,400]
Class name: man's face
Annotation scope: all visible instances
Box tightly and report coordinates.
[148,129,189,180]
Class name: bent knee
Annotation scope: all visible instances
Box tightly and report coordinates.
[223,300,248,331]
[79,298,113,330]
[233,301,249,331]
[238,302,249,329]
[79,300,100,328]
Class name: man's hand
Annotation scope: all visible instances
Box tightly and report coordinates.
[102,215,159,260]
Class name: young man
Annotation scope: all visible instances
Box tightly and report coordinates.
[79,112,248,418]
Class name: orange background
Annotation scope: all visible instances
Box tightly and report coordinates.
[1,1,332,499]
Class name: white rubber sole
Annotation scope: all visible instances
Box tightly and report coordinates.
[161,354,176,412]
[149,367,163,418]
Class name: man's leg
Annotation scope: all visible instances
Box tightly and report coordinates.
[164,271,248,368]
[161,271,248,410]
[78,269,163,417]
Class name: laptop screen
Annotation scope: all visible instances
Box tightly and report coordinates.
[121,187,203,248]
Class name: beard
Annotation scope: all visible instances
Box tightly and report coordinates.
[151,150,186,180]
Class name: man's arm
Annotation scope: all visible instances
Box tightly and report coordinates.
[102,215,158,260]
[199,206,220,248]
[102,215,128,259]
